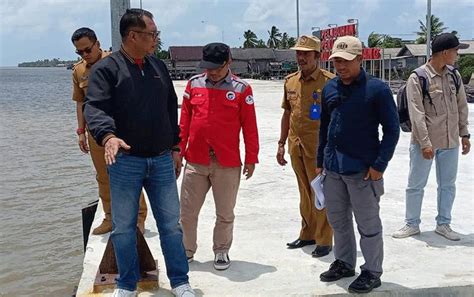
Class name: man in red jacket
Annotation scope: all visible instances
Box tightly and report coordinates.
[179,43,259,271]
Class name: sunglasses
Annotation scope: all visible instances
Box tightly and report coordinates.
[131,30,161,40]
[75,40,97,56]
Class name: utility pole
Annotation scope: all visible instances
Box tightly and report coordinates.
[296,0,300,37]
[426,0,431,61]
[110,0,130,51]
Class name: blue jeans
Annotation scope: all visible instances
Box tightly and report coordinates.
[108,152,189,291]
[405,143,459,226]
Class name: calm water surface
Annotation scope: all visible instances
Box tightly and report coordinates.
[0,67,99,296]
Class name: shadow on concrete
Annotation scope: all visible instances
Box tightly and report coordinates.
[412,231,474,248]
[189,259,277,282]
[323,277,473,296]
[149,288,205,297]
[301,246,364,264]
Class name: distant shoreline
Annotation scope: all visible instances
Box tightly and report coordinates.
[18,59,77,68]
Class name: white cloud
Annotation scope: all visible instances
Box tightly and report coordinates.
[143,0,191,26]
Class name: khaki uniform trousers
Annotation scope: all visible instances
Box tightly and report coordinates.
[180,159,241,257]
[87,132,147,223]
[290,145,333,246]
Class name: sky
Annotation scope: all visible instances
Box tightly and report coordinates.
[0,0,473,66]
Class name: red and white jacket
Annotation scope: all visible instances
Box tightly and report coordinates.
[179,71,259,167]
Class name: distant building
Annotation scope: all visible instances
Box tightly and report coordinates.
[165,46,299,80]
[168,46,202,79]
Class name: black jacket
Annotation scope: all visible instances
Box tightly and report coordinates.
[84,51,180,157]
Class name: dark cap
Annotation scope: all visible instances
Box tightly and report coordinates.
[199,42,230,69]
[431,33,469,54]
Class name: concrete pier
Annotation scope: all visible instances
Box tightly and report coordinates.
[76,79,474,296]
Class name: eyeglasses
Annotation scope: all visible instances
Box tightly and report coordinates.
[131,30,161,40]
[75,40,97,56]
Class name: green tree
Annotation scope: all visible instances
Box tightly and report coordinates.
[267,25,282,48]
[458,54,474,84]
[243,30,258,48]
[279,32,289,49]
[415,14,448,44]
[287,37,297,48]
[382,36,404,48]
[368,31,384,48]
[256,39,267,48]
[368,32,404,48]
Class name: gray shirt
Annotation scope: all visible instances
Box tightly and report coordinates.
[407,63,469,150]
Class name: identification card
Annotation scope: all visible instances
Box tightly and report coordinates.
[310,103,321,120]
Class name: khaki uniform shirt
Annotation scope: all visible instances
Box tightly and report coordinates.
[282,67,335,158]
[407,63,469,150]
[72,50,110,102]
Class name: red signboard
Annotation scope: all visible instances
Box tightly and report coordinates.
[319,23,381,61]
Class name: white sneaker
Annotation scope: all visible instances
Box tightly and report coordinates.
[111,288,137,297]
[392,224,420,238]
[172,283,195,297]
[435,224,461,241]
[214,252,231,270]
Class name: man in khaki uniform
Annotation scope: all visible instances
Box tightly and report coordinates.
[71,27,147,235]
[393,33,470,241]
[277,35,333,257]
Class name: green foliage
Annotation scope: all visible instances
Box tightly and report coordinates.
[18,58,78,67]
[279,32,289,49]
[243,30,259,48]
[368,32,384,48]
[287,37,296,48]
[458,54,474,84]
[256,39,267,48]
[155,50,169,59]
[382,36,404,48]
[242,27,294,49]
[368,32,404,48]
[415,15,448,44]
[267,26,282,48]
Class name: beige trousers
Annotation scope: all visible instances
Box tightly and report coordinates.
[290,145,333,246]
[180,159,241,256]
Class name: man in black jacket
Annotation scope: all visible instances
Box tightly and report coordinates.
[84,8,194,297]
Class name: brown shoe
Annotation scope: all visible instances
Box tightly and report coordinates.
[92,219,112,235]
[138,221,145,234]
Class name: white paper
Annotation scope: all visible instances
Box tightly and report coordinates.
[311,174,325,210]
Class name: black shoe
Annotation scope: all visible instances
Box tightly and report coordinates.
[348,270,381,293]
[312,245,332,258]
[286,238,316,249]
[320,259,355,282]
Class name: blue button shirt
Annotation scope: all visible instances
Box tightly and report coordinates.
[317,69,400,174]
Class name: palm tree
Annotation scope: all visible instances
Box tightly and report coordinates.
[243,30,258,48]
[267,26,282,48]
[287,37,297,48]
[279,32,289,49]
[415,14,448,44]
[256,39,267,48]
[368,32,384,48]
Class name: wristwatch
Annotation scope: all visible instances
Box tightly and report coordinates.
[461,134,470,139]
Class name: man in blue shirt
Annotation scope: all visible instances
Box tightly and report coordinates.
[315,36,399,294]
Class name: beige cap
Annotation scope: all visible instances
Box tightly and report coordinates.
[329,36,362,60]
[290,35,321,52]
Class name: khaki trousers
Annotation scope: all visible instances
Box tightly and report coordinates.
[290,145,333,246]
[180,160,241,256]
[87,132,147,223]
